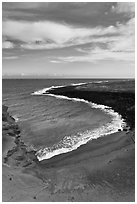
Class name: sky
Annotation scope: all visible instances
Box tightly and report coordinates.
[2,2,135,78]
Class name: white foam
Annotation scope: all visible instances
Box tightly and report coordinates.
[36,112,125,161]
[94,80,109,83]
[13,115,19,122]
[31,81,111,96]
[70,82,87,86]
[31,83,126,161]
[31,82,88,96]
[31,85,65,95]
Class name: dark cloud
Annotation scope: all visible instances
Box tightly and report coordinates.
[2,2,131,27]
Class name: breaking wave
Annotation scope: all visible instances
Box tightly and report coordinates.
[32,83,126,161]
[31,80,109,96]
[31,82,87,96]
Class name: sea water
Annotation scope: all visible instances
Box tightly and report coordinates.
[2,79,125,161]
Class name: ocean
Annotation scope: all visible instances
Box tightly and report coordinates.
[2,79,125,161]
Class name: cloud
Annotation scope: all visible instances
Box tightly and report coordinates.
[3,21,73,43]
[3,14,135,51]
[2,20,123,50]
[51,18,134,64]
[112,2,135,17]
[3,56,18,60]
[2,41,14,49]
[2,10,135,67]
[55,47,134,63]
[2,2,114,27]
[49,60,62,63]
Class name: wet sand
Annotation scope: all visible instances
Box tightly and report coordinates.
[2,80,135,202]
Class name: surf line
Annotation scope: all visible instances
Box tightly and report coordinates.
[32,84,126,161]
[31,80,109,96]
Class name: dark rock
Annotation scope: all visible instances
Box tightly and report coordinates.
[71,196,74,201]
[2,105,8,112]
[22,161,32,167]
[6,148,17,157]
[14,129,20,134]
[118,129,121,132]
[15,138,20,145]
[2,105,38,168]
[2,105,15,123]
[7,129,15,136]
[48,86,135,129]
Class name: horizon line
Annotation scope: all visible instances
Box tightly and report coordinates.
[2,77,135,80]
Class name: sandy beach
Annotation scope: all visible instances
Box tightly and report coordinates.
[2,80,135,202]
[2,130,135,201]
[2,129,135,201]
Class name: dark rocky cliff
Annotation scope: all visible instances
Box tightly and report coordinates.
[2,105,38,167]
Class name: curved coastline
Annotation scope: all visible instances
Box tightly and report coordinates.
[2,80,135,202]
[32,83,126,161]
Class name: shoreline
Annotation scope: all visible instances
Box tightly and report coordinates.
[2,80,135,201]
[46,83,134,129]
[33,82,133,161]
[36,98,126,160]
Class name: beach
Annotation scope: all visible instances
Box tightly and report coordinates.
[2,80,135,202]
